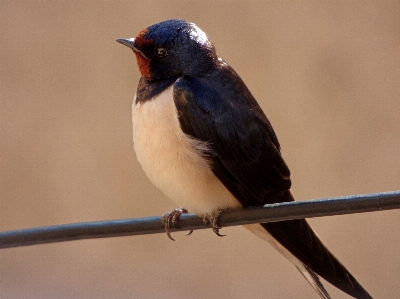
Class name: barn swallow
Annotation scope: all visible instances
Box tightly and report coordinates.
[117,19,372,299]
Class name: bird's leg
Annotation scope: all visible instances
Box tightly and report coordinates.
[161,208,193,241]
[203,209,226,237]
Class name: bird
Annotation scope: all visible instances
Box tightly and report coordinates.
[117,19,372,299]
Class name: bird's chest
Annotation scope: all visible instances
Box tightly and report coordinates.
[131,86,239,214]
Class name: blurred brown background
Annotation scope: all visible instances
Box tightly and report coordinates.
[1,1,399,298]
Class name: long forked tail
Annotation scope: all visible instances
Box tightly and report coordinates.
[245,190,372,298]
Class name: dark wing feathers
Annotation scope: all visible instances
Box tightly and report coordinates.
[172,66,372,299]
[174,73,291,204]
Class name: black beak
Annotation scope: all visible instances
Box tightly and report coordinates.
[116,38,136,50]
[116,37,148,59]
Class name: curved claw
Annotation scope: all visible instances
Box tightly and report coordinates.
[161,213,176,241]
[166,232,176,241]
[213,228,226,237]
[186,230,193,236]
[161,208,191,241]
[203,209,227,237]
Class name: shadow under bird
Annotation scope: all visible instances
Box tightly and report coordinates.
[117,19,372,299]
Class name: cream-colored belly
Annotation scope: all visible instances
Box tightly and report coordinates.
[132,86,241,215]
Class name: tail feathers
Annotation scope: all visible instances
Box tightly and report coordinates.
[261,190,373,299]
[297,264,331,299]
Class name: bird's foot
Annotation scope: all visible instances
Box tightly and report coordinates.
[161,208,193,241]
[203,209,226,237]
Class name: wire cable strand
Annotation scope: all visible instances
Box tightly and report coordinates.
[1,190,400,249]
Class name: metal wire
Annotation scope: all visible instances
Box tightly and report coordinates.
[1,190,400,249]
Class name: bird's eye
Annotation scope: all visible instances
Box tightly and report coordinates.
[154,46,168,58]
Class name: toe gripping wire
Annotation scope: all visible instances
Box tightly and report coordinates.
[161,208,226,241]
[161,208,193,241]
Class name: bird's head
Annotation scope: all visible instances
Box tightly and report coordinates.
[117,19,218,81]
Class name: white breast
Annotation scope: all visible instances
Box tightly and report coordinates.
[132,86,241,215]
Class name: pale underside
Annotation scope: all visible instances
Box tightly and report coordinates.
[132,86,241,215]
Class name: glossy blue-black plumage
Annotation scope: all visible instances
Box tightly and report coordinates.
[136,76,178,104]
[134,19,217,81]
[172,62,372,299]
[173,64,291,203]
[126,19,372,299]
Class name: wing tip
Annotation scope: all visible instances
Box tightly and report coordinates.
[297,265,332,299]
